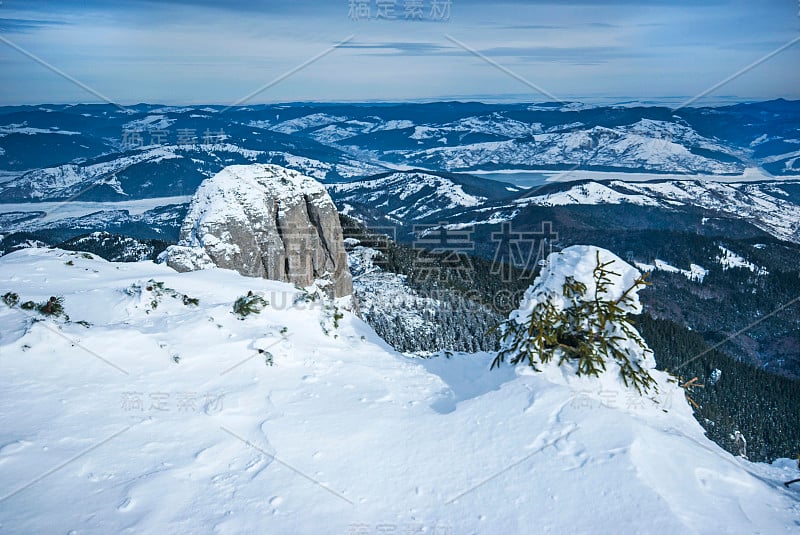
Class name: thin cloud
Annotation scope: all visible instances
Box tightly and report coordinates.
[0,18,69,33]
[338,41,453,56]
[478,45,637,64]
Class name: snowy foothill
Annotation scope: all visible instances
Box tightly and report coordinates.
[0,247,798,533]
[716,245,770,275]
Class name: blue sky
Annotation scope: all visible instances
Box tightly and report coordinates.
[0,0,798,105]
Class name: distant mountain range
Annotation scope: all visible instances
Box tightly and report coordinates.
[2,99,798,241]
[0,99,799,204]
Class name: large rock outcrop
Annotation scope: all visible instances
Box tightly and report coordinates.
[161,164,353,297]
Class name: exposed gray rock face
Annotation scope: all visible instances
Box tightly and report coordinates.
[161,164,353,297]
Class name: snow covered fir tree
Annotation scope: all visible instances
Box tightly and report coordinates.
[492,246,657,394]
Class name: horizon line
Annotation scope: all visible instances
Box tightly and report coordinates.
[1,96,797,110]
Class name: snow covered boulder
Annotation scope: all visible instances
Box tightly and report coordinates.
[494,245,657,393]
[160,164,353,297]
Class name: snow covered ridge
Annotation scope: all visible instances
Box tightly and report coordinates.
[506,179,800,243]
[329,172,485,208]
[515,181,661,207]
[0,247,798,533]
[327,172,487,222]
[0,123,81,137]
[60,231,161,262]
[0,144,382,202]
[260,109,754,175]
[348,244,443,342]
[332,173,800,244]
[397,125,742,174]
[1,147,183,200]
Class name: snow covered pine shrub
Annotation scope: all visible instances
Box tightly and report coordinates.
[492,245,657,394]
[3,292,69,320]
[233,291,269,319]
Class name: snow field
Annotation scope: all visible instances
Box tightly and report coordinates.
[0,248,797,534]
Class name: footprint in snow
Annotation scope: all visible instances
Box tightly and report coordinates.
[117,497,134,512]
[194,446,212,461]
[556,438,589,471]
[0,439,32,456]
[528,423,578,452]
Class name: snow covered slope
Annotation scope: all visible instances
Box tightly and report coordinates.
[328,171,516,224]
[635,259,709,283]
[0,144,381,202]
[472,179,800,243]
[331,174,800,244]
[0,248,798,533]
[516,180,662,207]
[395,125,743,174]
